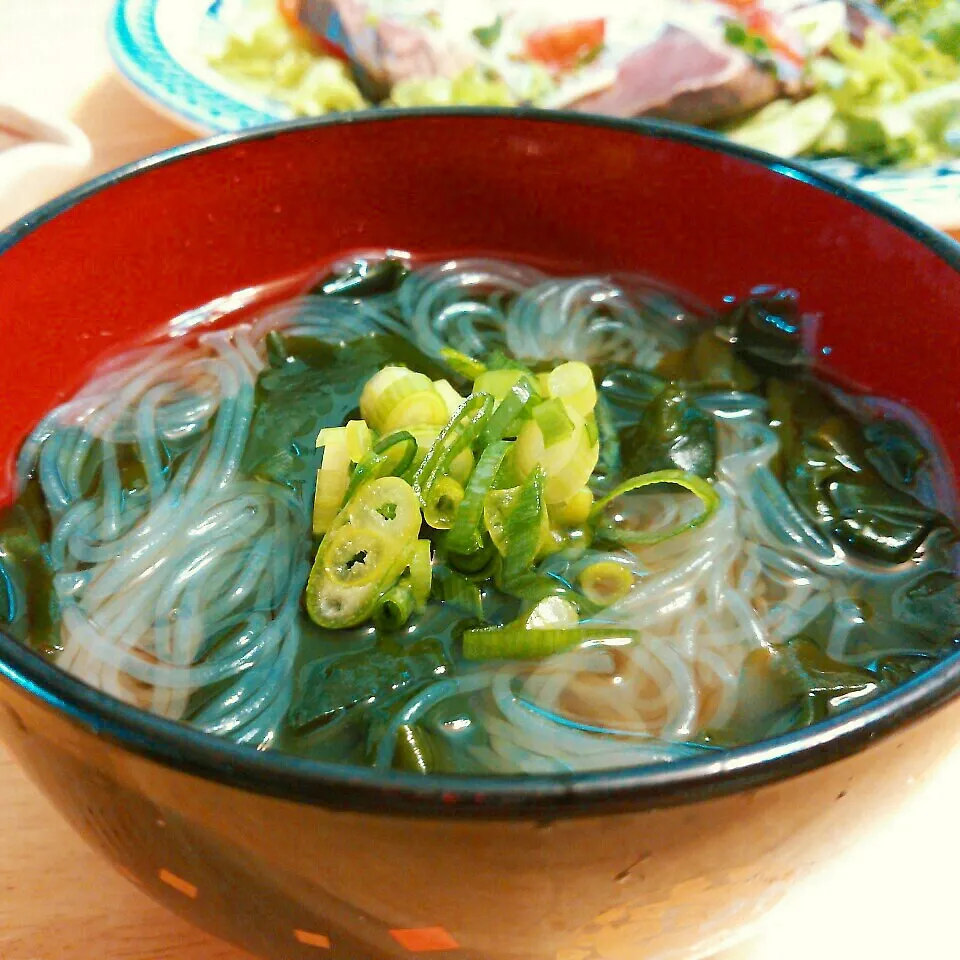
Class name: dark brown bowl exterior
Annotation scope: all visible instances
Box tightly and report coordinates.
[3,110,960,960]
[4,674,960,960]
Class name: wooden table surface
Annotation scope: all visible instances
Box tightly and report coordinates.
[2,3,960,959]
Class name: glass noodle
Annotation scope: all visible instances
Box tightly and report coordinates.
[5,254,958,773]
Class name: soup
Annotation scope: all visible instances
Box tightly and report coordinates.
[2,254,957,774]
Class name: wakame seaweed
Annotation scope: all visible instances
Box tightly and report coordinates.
[312,256,410,299]
[288,637,450,733]
[729,287,807,378]
[769,378,954,563]
[0,476,59,657]
[13,251,960,776]
[620,383,717,479]
[243,333,447,493]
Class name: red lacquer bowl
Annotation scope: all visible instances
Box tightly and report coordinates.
[1,110,960,960]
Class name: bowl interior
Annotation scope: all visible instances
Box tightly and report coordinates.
[3,113,960,484]
[2,110,960,812]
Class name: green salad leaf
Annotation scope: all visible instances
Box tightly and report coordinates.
[884,0,960,60]
[728,26,960,167]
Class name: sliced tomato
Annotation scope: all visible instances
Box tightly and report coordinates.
[525,18,606,73]
[722,0,758,8]
[277,0,303,31]
[276,0,351,62]
[746,8,806,65]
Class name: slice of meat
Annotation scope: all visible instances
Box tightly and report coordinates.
[572,25,780,126]
[299,0,474,91]
[842,1,895,44]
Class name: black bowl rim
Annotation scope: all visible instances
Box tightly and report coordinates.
[3,106,960,821]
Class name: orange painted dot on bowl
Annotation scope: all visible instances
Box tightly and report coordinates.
[389,927,460,952]
[158,868,198,899]
[114,864,139,886]
[294,930,331,949]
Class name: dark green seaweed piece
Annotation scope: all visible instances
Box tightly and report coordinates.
[598,368,666,428]
[704,637,881,746]
[394,723,436,774]
[896,572,960,632]
[0,476,59,657]
[590,394,621,491]
[656,331,760,392]
[243,333,445,493]
[431,566,485,619]
[620,383,717,479]
[823,476,947,563]
[864,418,930,487]
[769,379,953,564]
[312,257,409,299]
[288,637,450,733]
[729,287,806,377]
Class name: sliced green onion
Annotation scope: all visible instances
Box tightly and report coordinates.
[413,393,494,507]
[401,426,474,485]
[515,403,597,503]
[499,466,546,583]
[424,476,465,529]
[441,347,487,380]
[345,477,423,541]
[394,723,435,774]
[487,350,535,374]
[316,426,346,448]
[474,368,529,401]
[549,488,594,527]
[590,469,720,546]
[546,361,597,416]
[382,389,449,433]
[343,431,418,504]
[447,440,512,554]
[526,596,579,629]
[483,377,539,444]
[306,525,412,628]
[313,427,350,535]
[433,379,465,418]
[585,413,599,447]
[500,573,597,615]
[533,398,575,448]
[373,583,416,631]
[345,419,373,463]
[579,561,634,606]
[434,568,484,618]
[445,539,498,576]
[540,424,599,505]
[360,367,433,429]
[407,539,433,610]
[463,624,640,661]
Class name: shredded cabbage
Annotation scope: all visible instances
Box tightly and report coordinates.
[884,0,960,60]
[207,1,521,113]
[729,26,960,167]
[388,67,519,108]
[207,0,368,115]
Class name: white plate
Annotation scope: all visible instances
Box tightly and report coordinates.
[109,0,960,231]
